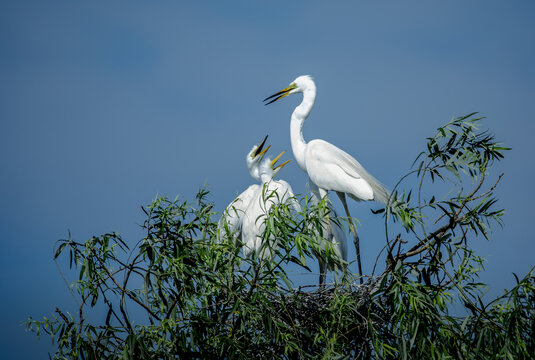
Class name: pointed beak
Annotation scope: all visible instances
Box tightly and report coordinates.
[270,151,291,171]
[252,135,271,159]
[256,145,271,159]
[274,159,291,172]
[263,83,297,105]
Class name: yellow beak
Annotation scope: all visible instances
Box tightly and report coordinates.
[270,151,291,171]
[252,135,271,159]
[274,159,291,172]
[263,83,297,105]
[270,151,285,168]
[255,145,271,159]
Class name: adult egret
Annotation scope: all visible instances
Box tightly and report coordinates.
[309,181,348,286]
[241,150,300,259]
[264,75,389,282]
[218,135,271,243]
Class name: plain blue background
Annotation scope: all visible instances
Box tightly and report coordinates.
[1,1,534,357]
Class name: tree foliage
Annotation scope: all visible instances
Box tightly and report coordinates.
[26,114,534,359]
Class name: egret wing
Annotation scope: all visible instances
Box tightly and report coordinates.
[307,139,389,203]
[218,184,259,241]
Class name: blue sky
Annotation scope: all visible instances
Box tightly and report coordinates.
[1,1,534,357]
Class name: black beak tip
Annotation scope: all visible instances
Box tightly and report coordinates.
[264,96,280,106]
[263,89,287,105]
[254,135,269,156]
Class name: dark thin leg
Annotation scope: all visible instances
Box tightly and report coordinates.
[337,191,363,284]
[319,212,329,289]
[319,268,326,289]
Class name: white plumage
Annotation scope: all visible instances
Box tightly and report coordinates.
[306,139,389,204]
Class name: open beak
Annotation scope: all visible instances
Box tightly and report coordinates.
[252,135,271,159]
[263,83,297,105]
[270,151,292,171]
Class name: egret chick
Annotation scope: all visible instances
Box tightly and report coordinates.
[218,135,271,243]
[241,150,300,260]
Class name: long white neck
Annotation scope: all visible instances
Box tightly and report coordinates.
[290,87,316,172]
[248,163,261,183]
[258,160,274,183]
[260,172,272,183]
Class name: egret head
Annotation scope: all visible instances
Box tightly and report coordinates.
[270,150,291,175]
[246,135,271,181]
[263,75,315,105]
[259,150,291,180]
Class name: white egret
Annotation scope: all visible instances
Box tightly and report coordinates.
[309,181,348,286]
[217,135,271,243]
[241,150,300,260]
[264,75,389,282]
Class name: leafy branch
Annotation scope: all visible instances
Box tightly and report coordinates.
[26,113,534,360]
